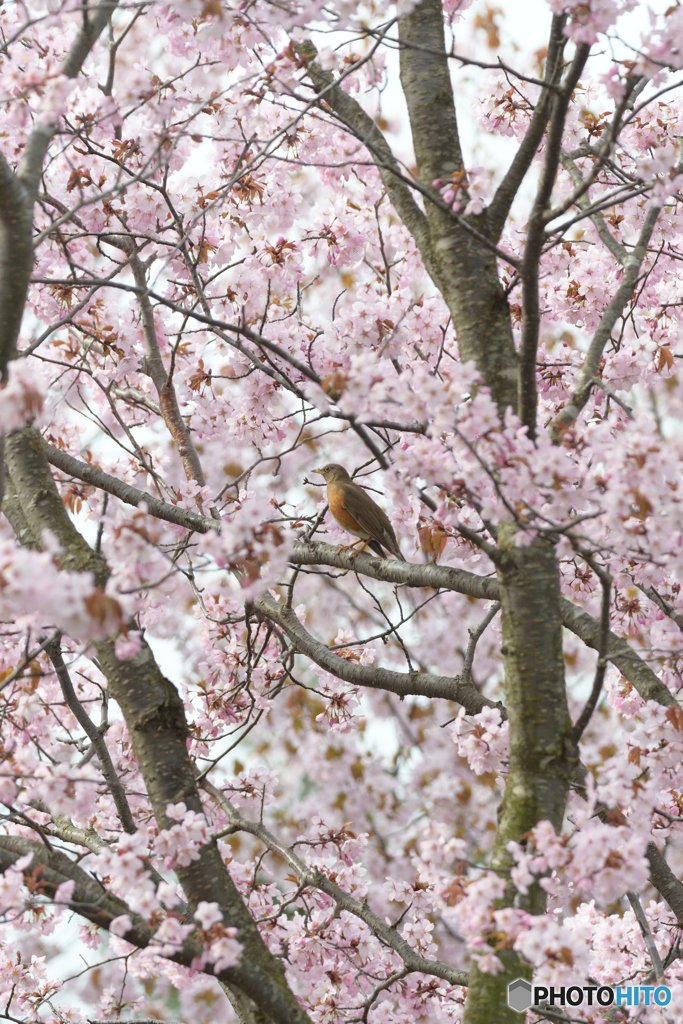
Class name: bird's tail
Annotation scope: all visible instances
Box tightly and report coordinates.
[388,538,406,561]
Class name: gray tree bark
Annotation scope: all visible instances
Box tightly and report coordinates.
[2,3,681,1022]
[462,526,576,1023]
[397,0,518,413]
[296,5,670,1020]
[3,428,312,1024]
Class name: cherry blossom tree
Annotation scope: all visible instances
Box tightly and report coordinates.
[2,0,683,1022]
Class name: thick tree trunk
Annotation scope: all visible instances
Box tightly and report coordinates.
[3,427,312,1024]
[463,525,577,1024]
[301,0,518,414]
[398,0,518,413]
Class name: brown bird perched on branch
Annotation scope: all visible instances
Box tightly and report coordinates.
[314,464,405,561]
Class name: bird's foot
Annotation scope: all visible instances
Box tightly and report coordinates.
[338,540,367,555]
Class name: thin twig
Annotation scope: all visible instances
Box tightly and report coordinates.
[462,602,501,687]
[590,377,633,418]
[0,630,61,694]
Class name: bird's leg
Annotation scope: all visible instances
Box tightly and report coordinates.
[338,539,368,554]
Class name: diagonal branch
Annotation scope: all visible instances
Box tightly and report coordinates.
[646,841,683,928]
[486,15,567,242]
[108,242,206,487]
[299,16,519,412]
[0,0,120,378]
[552,202,663,438]
[255,593,502,715]
[37,809,110,855]
[564,595,675,707]
[546,77,645,228]
[202,779,469,989]
[0,836,230,987]
[0,834,154,947]
[41,438,218,534]
[519,42,591,438]
[637,584,683,633]
[29,801,175,900]
[46,637,137,835]
[5,429,109,584]
[626,890,664,980]
[560,149,628,264]
[3,428,313,1024]
[296,42,430,255]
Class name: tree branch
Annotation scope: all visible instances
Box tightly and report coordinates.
[486,15,567,241]
[647,841,683,929]
[519,42,591,438]
[300,7,519,413]
[296,41,431,256]
[0,158,32,377]
[5,428,108,585]
[626,890,664,980]
[0,0,120,377]
[559,149,628,264]
[109,243,206,487]
[41,437,218,533]
[552,202,662,437]
[571,566,611,742]
[20,0,120,193]
[3,428,313,1024]
[46,637,137,835]
[546,77,644,227]
[0,629,60,694]
[461,602,500,687]
[203,779,469,989]
[0,835,153,945]
[0,836,212,981]
[255,593,503,715]
[289,541,677,709]
[637,583,683,633]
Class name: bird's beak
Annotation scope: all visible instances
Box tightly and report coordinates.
[312,467,324,476]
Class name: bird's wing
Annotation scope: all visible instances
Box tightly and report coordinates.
[343,484,401,555]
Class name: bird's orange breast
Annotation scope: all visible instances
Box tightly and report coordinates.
[327,484,367,535]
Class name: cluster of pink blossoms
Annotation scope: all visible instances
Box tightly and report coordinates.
[3,0,683,1021]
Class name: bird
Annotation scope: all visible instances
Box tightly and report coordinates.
[313,464,405,561]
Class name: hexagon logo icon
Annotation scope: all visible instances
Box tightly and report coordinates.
[508,978,533,1012]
